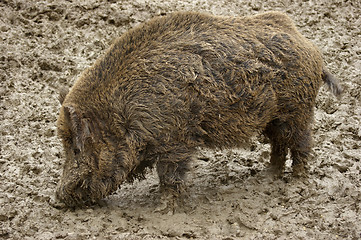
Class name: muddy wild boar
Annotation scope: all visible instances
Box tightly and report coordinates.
[55,11,342,207]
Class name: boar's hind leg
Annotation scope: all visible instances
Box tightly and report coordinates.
[265,117,312,175]
[289,125,312,175]
[264,119,289,172]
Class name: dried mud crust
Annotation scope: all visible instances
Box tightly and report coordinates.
[1,0,360,239]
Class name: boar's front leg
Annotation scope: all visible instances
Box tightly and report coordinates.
[157,161,189,193]
[155,145,193,213]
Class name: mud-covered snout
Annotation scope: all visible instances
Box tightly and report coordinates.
[55,172,94,207]
[55,165,122,208]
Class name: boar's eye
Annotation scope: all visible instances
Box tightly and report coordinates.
[74,148,80,155]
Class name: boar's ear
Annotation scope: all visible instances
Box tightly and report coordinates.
[59,87,69,104]
[63,106,91,151]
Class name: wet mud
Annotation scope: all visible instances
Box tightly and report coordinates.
[1,0,360,239]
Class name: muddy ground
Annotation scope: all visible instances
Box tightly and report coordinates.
[1,0,360,239]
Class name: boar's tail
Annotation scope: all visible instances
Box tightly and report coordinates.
[322,68,343,99]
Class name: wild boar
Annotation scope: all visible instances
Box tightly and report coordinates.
[55,11,342,207]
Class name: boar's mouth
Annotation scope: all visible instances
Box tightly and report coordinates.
[56,179,92,207]
[56,173,121,207]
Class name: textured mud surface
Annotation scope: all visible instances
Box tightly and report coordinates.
[1,0,360,239]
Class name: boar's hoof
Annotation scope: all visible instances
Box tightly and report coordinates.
[154,191,178,215]
[267,163,285,176]
[292,163,308,178]
[49,195,67,209]
[154,186,190,214]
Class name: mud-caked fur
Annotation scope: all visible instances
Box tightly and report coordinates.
[56,11,342,207]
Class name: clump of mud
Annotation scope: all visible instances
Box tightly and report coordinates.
[1,0,360,239]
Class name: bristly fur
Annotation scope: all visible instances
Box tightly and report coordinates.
[56,11,342,207]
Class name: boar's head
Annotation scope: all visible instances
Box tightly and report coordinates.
[56,106,120,206]
[55,90,149,207]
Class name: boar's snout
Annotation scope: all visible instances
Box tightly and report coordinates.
[55,174,92,207]
[55,164,123,207]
